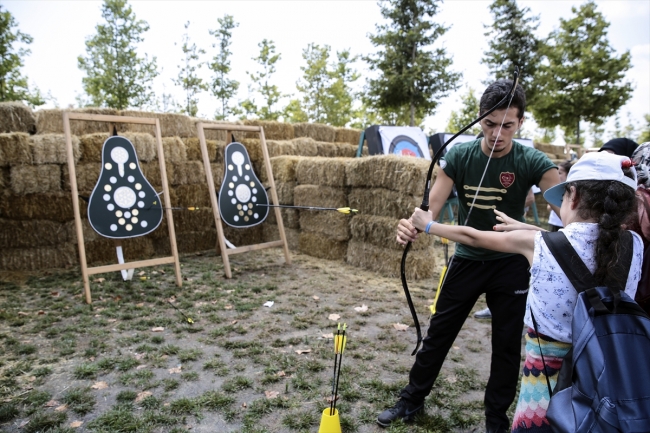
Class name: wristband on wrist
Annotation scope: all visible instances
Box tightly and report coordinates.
[425,220,436,234]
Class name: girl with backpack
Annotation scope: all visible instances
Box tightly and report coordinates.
[398,151,644,432]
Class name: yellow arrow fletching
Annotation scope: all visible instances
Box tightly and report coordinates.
[336,207,358,214]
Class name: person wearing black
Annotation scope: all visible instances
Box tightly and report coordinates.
[377,80,560,432]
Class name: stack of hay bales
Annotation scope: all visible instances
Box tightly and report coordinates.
[534,142,569,165]
[345,156,436,280]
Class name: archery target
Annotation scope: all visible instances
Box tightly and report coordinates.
[378,126,431,160]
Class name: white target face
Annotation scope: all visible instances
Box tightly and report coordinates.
[111,147,129,164]
[113,186,137,209]
[235,184,251,203]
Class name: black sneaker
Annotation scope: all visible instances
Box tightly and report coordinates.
[376,399,424,427]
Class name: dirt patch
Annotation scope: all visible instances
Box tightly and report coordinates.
[0,240,514,433]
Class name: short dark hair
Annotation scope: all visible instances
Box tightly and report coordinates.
[480,79,526,119]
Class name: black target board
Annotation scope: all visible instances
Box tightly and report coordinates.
[217,142,269,228]
[87,136,163,239]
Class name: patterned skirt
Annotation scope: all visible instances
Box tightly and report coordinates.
[511,328,572,433]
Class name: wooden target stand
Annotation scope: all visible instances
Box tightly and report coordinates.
[63,112,182,304]
[196,123,291,278]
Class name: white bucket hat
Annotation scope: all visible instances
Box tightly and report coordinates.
[543,152,637,207]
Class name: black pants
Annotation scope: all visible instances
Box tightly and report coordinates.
[399,254,530,429]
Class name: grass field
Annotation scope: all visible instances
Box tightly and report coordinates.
[0,243,506,433]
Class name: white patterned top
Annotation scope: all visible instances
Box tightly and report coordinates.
[524,222,643,343]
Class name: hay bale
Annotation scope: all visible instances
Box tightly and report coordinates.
[140,162,174,187]
[173,210,215,233]
[315,142,357,158]
[36,108,119,135]
[31,134,80,164]
[0,132,32,166]
[296,157,348,187]
[0,102,36,134]
[175,230,218,254]
[334,127,361,145]
[348,188,419,220]
[534,142,565,155]
[78,133,108,163]
[0,244,76,271]
[294,185,347,208]
[11,164,61,194]
[346,155,431,196]
[198,119,245,142]
[349,214,434,251]
[298,231,347,260]
[64,218,102,243]
[269,155,301,183]
[0,219,68,248]
[272,181,296,204]
[174,184,211,208]
[0,192,75,222]
[346,240,435,279]
[64,163,100,193]
[210,163,225,188]
[182,137,219,161]
[0,168,9,192]
[121,132,157,162]
[242,119,294,140]
[294,123,336,142]
[160,136,187,163]
[222,224,265,249]
[265,207,299,229]
[299,211,350,241]
[288,137,318,156]
[263,224,299,250]
[120,110,195,137]
[83,236,155,265]
[171,161,205,185]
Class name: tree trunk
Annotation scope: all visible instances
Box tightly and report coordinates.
[410,103,415,127]
[576,119,580,146]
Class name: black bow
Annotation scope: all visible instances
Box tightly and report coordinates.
[401,68,520,355]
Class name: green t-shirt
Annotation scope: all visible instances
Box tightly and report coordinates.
[442,139,556,260]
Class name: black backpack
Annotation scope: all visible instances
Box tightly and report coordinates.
[535,231,650,432]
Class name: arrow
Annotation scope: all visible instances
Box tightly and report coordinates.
[256,204,358,214]
[167,299,194,324]
[330,323,347,416]
[430,235,450,316]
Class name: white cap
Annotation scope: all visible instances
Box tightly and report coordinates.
[543,152,637,207]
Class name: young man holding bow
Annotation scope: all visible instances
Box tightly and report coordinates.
[378,80,560,432]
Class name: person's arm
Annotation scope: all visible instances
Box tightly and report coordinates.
[525,188,535,208]
[396,168,455,244]
[406,208,536,265]
[537,167,561,216]
[493,209,547,232]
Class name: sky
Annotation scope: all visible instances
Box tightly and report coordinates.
[5,0,650,145]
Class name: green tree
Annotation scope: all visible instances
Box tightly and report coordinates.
[208,15,239,120]
[78,0,158,109]
[323,49,360,127]
[445,88,480,135]
[482,0,542,107]
[293,45,360,126]
[0,6,44,106]
[173,21,206,117]
[295,43,330,123]
[241,39,284,121]
[532,1,632,145]
[365,0,461,126]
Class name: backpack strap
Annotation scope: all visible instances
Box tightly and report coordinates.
[541,231,633,314]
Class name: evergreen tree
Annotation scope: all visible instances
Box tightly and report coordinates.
[445,88,480,135]
[0,6,44,106]
[295,43,330,123]
[323,49,359,127]
[78,0,158,109]
[241,39,284,120]
[482,0,541,107]
[208,15,239,120]
[532,1,632,145]
[173,21,206,117]
[365,0,461,126]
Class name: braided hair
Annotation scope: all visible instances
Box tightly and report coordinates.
[567,166,637,286]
